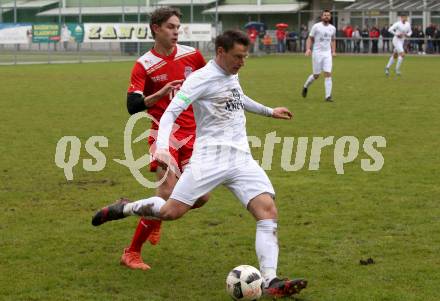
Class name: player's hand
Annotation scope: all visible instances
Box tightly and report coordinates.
[157,79,184,98]
[153,148,173,169]
[305,49,312,56]
[397,34,403,38]
[272,107,293,120]
[332,52,337,57]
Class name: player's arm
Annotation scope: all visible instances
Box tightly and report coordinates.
[305,36,314,56]
[305,25,315,56]
[331,34,336,56]
[388,23,398,36]
[153,94,187,170]
[243,95,292,120]
[406,27,412,37]
[127,80,183,115]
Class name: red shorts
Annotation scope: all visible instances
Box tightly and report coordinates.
[148,129,195,173]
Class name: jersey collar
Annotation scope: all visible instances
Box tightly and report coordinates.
[151,45,178,61]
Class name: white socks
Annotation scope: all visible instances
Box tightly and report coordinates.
[386,55,395,69]
[396,56,403,73]
[256,219,279,286]
[304,74,315,88]
[123,196,166,218]
[304,75,332,98]
[325,77,332,98]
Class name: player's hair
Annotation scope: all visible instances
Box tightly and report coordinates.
[149,7,182,38]
[321,9,331,15]
[215,30,250,52]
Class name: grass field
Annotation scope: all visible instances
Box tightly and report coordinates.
[1,55,439,301]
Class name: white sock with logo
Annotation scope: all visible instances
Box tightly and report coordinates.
[256,219,279,287]
[123,196,165,218]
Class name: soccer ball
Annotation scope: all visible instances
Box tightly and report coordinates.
[226,265,264,300]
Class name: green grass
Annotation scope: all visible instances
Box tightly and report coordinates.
[0,55,439,301]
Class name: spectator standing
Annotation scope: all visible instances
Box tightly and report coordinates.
[425,24,435,53]
[248,28,258,53]
[300,25,309,52]
[276,28,287,53]
[262,33,272,54]
[415,25,425,54]
[370,26,380,53]
[286,31,298,52]
[352,27,361,53]
[361,27,370,53]
[343,25,353,52]
[336,28,345,52]
[381,25,391,52]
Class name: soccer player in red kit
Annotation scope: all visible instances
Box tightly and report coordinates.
[117,7,209,270]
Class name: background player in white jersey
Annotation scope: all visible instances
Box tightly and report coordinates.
[302,10,336,102]
[385,14,412,76]
[92,30,307,298]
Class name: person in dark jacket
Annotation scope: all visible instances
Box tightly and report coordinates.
[415,25,425,53]
[361,27,370,53]
[381,25,391,52]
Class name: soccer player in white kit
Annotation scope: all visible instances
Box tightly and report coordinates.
[302,10,336,102]
[385,14,412,76]
[92,30,307,298]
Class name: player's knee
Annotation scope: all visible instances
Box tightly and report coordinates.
[157,183,174,199]
[193,194,210,209]
[248,193,279,220]
[160,207,183,220]
[265,203,278,219]
[313,74,320,79]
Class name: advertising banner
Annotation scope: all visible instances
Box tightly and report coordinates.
[32,23,60,43]
[0,23,32,44]
[83,23,212,43]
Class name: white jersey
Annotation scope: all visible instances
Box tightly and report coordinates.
[309,22,336,54]
[389,20,412,43]
[157,60,272,155]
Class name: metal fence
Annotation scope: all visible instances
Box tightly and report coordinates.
[2,36,440,65]
[0,41,214,65]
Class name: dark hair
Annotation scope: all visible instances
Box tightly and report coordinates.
[149,7,182,38]
[322,9,331,15]
[215,30,250,52]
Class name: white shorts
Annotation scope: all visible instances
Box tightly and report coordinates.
[393,38,404,54]
[312,53,332,74]
[170,146,275,208]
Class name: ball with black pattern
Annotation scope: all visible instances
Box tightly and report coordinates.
[226,265,263,300]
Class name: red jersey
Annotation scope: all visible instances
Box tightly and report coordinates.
[127,44,206,132]
[276,29,286,40]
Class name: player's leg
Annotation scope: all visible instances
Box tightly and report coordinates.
[386,39,399,75]
[226,156,307,297]
[395,48,405,75]
[120,166,177,270]
[92,157,221,225]
[247,194,307,297]
[302,55,321,98]
[323,56,333,102]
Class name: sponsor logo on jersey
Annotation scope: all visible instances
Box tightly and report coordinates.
[225,88,244,112]
[151,74,168,82]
